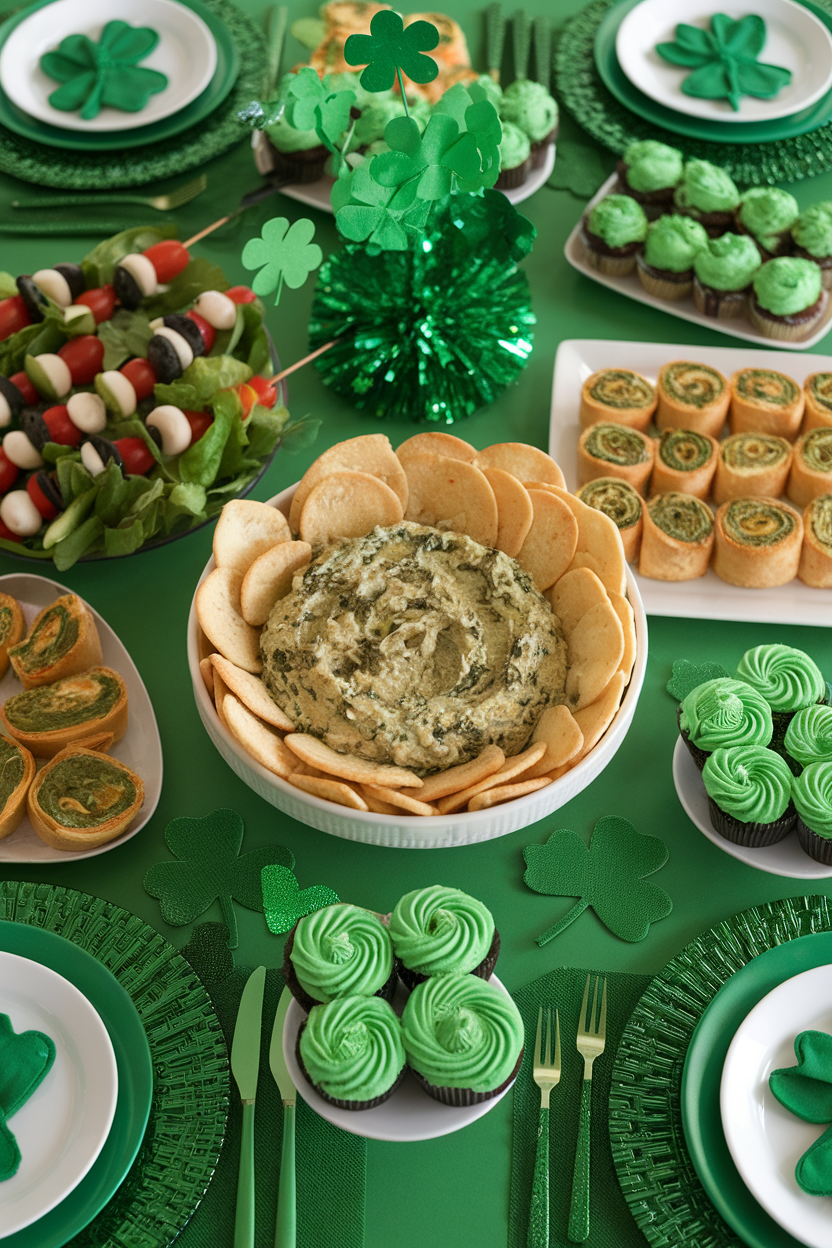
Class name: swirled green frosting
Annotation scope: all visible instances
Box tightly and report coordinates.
[792,203,832,259]
[577,479,642,530]
[0,737,24,811]
[10,604,78,674]
[500,79,558,142]
[734,368,799,407]
[736,644,826,712]
[401,973,523,1091]
[643,215,707,272]
[658,429,716,472]
[4,670,121,733]
[792,760,832,838]
[623,140,683,192]
[674,160,740,214]
[738,187,798,253]
[648,493,714,543]
[37,756,137,829]
[753,258,822,316]
[583,423,650,466]
[785,705,832,767]
[702,744,793,824]
[290,904,393,1002]
[680,678,773,751]
[661,361,726,408]
[299,996,405,1102]
[586,195,648,249]
[800,429,832,474]
[388,886,494,975]
[808,495,832,550]
[721,499,796,548]
[693,232,761,291]
[498,121,530,170]
[587,370,654,410]
[721,433,790,470]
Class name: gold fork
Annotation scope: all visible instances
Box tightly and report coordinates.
[11,174,208,212]
[568,976,607,1243]
[527,1006,561,1248]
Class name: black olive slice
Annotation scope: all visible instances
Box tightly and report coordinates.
[33,470,64,510]
[85,434,124,471]
[163,314,205,357]
[22,407,50,451]
[53,263,85,302]
[147,334,182,384]
[145,423,163,451]
[112,264,143,310]
[0,375,24,420]
[16,276,48,322]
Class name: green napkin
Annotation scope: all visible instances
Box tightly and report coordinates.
[510,967,651,1248]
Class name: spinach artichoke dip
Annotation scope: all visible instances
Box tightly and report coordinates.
[260,523,567,773]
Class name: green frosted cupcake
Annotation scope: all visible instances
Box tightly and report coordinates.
[736,645,826,747]
[736,187,799,257]
[702,744,796,847]
[674,159,740,236]
[283,903,396,1012]
[785,704,832,768]
[582,194,648,276]
[401,973,524,1105]
[793,760,832,863]
[495,121,531,190]
[499,79,558,167]
[678,677,773,772]
[616,140,683,217]
[297,996,406,1110]
[637,214,707,300]
[750,257,827,342]
[792,202,832,289]
[692,233,762,320]
[388,885,498,991]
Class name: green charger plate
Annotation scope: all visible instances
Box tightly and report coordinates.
[0,0,238,151]
[680,932,832,1248]
[594,0,832,143]
[0,922,153,1248]
[0,881,229,1248]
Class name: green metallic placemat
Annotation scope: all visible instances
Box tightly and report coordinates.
[608,894,832,1248]
[0,880,229,1248]
[0,0,265,188]
[556,0,832,184]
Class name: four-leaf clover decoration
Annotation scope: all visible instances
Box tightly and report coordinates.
[344,10,439,94]
[40,21,167,121]
[770,1030,832,1196]
[523,816,672,945]
[656,15,791,112]
[241,217,323,305]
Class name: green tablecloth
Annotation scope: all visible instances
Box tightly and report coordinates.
[1,3,832,1245]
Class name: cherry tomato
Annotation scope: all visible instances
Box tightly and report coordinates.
[248,375,277,409]
[58,335,104,386]
[234,383,258,419]
[120,357,157,402]
[26,474,59,521]
[225,286,256,305]
[0,449,19,494]
[186,309,216,353]
[115,437,155,475]
[43,405,83,447]
[0,295,31,341]
[0,517,19,543]
[9,372,38,405]
[184,409,213,444]
[143,240,190,284]
[75,285,116,324]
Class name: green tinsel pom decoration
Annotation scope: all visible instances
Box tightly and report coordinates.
[308,192,536,424]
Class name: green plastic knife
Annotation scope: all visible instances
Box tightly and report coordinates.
[270,987,297,1248]
[231,965,266,1248]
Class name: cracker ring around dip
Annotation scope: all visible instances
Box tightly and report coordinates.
[222,693,296,779]
[436,744,548,814]
[396,432,476,466]
[572,671,628,759]
[416,745,505,804]
[549,567,609,638]
[467,777,552,811]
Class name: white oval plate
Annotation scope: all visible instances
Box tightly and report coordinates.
[672,736,832,879]
[283,973,517,1142]
[616,0,832,122]
[0,572,162,862]
[0,950,118,1237]
[721,964,832,1248]
[0,0,217,132]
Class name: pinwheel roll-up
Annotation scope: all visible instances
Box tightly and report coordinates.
[803,372,832,431]
[27,745,143,851]
[799,494,832,588]
[9,594,103,689]
[656,361,730,438]
[1,666,128,758]
[787,429,832,509]
[651,428,719,500]
[577,477,643,561]
[729,368,804,440]
[0,736,35,841]
[579,369,657,431]
[0,592,24,681]
[639,492,715,581]
[577,422,654,494]
[713,497,803,588]
[713,433,793,505]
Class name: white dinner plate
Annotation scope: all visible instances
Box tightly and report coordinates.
[549,337,832,624]
[0,572,163,863]
[721,964,832,1248]
[0,951,118,1237]
[672,736,832,879]
[0,0,217,132]
[564,173,832,350]
[283,973,518,1141]
[616,0,832,122]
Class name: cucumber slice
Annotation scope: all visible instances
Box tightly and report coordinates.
[43,486,96,549]
[24,353,72,401]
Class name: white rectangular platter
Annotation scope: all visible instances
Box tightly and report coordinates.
[563,172,832,351]
[549,337,832,625]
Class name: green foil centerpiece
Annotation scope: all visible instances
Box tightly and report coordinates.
[40,21,168,121]
[656,15,791,113]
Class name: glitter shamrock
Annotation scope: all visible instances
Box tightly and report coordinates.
[261,864,340,935]
[241,217,323,305]
[666,658,731,702]
[344,10,439,97]
[770,1031,832,1196]
[656,15,791,112]
[40,21,168,121]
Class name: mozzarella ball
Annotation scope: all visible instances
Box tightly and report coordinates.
[33,268,72,308]
[3,431,43,470]
[1,490,43,536]
[119,253,158,297]
[67,391,107,433]
[146,405,192,456]
[81,442,107,478]
[193,290,237,330]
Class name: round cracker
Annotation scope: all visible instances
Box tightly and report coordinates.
[198,655,214,697]
[212,668,231,728]
[283,733,422,788]
[298,471,404,547]
[213,499,292,575]
[195,566,261,673]
[565,600,625,710]
[572,670,627,757]
[547,487,628,597]
[608,591,637,682]
[288,434,408,532]
[210,655,295,731]
[362,791,402,815]
[481,467,533,558]
[240,540,312,626]
[549,568,609,638]
[474,443,566,488]
[362,785,437,816]
[516,490,579,591]
[436,743,547,814]
[396,432,475,467]
[416,744,505,803]
[467,777,551,811]
[403,453,498,547]
[524,705,585,778]
[288,772,370,810]
[223,692,296,779]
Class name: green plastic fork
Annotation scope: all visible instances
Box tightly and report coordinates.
[527,1005,560,1248]
[568,976,607,1244]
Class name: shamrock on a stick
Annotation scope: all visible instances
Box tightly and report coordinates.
[523,816,672,945]
[656,15,791,112]
[143,808,295,949]
[345,10,439,109]
[241,217,323,305]
[41,21,167,121]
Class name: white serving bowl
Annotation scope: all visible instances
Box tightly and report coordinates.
[187,484,649,848]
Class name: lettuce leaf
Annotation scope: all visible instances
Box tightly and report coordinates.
[81,224,176,287]
[98,309,153,371]
[178,386,240,486]
[143,256,229,319]
[152,354,252,409]
[0,322,51,375]
[246,402,290,461]
[53,514,105,571]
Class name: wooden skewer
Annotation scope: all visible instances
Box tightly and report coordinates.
[183,216,235,248]
[266,338,339,385]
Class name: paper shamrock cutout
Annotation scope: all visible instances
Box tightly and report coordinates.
[666,658,731,703]
[344,10,439,94]
[261,864,340,935]
[656,14,791,112]
[143,808,295,949]
[770,1031,832,1195]
[40,21,167,121]
[523,816,672,945]
[332,161,431,251]
[281,67,356,150]
[241,217,323,305]
[180,922,235,986]
[0,1013,55,1180]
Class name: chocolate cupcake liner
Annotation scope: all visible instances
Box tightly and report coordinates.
[707,796,796,847]
[796,817,832,865]
[529,131,557,169]
[495,160,531,190]
[282,921,399,1014]
[296,1023,407,1110]
[398,927,501,993]
[267,142,328,184]
[676,708,711,773]
[410,1046,524,1106]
